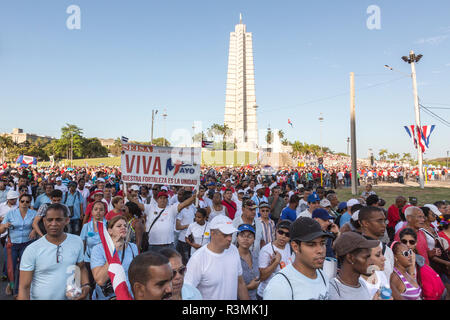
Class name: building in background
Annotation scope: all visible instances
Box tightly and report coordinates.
[1,128,54,144]
[224,14,258,152]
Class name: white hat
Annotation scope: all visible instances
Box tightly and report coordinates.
[347,199,359,207]
[97,178,106,183]
[129,185,140,191]
[56,177,62,181]
[351,210,360,221]
[237,190,245,194]
[320,199,331,207]
[255,185,264,192]
[297,184,304,189]
[225,179,232,183]
[209,215,238,235]
[424,204,441,216]
[161,186,168,191]
[7,190,19,200]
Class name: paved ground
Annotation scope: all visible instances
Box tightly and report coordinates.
[0,279,14,300]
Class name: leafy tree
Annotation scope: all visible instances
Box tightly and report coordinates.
[0,135,15,162]
[108,138,122,156]
[152,137,171,147]
[82,138,108,158]
[208,123,232,150]
[378,149,388,161]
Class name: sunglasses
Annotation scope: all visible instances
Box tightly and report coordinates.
[401,239,416,246]
[172,266,187,277]
[400,249,413,257]
[277,230,290,237]
[20,200,31,204]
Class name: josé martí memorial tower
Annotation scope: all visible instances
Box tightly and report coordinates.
[224,14,259,152]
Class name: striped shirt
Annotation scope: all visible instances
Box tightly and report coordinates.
[260,218,276,244]
[393,267,422,300]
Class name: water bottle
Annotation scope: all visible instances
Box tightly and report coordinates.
[380,286,392,300]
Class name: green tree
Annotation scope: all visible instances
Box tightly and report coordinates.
[378,149,388,161]
[152,137,171,147]
[266,128,273,145]
[208,123,232,150]
[82,138,108,158]
[0,135,16,162]
[108,138,122,156]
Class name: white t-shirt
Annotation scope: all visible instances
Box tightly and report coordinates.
[359,271,389,299]
[297,209,312,219]
[177,205,196,243]
[257,242,294,297]
[184,244,242,300]
[185,222,211,255]
[54,184,68,193]
[0,202,17,237]
[144,203,179,245]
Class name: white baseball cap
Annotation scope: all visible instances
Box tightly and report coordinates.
[424,204,441,216]
[161,186,168,191]
[255,185,264,192]
[351,210,360,221]
[129,185,140,191]
[347,199,359,207]
[209,215,238,235]
[56,177,62,181]
[97,178,106,183]
[7,190,19,200]
[320,199,331,208]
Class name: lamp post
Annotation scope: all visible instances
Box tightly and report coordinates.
[318,113,324,155]
[162,109,167,146]
[151,109,158,145]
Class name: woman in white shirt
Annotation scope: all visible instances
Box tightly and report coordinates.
[185,208,210,256]
[359,243,390,299]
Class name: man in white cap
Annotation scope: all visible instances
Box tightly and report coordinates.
[184,215,250,300]
[54,177,68,193]
[339,199,359,228]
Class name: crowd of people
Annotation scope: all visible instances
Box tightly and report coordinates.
[0,163,448,300]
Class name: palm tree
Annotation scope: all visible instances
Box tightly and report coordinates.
[0,135,15,163]
[378,149,388,161]
[208,123,232,150]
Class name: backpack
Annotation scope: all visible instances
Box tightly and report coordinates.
[416,262,446,300]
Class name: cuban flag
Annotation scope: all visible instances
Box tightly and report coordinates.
[201,140,213,149]
[288,119,293,128]
[419,125,435,150]
[404,126,417,149]
[121,136,129,143]
[15,155,37,167]
[97,221,133,300]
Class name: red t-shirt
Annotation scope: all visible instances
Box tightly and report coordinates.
[387,204,401,228]
[105,210,124,221]
[395,227,430,265]
[222,200,237,220]
[438,231,450,251]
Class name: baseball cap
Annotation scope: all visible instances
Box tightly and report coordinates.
[209,215,238,235]
[237,224,256,234]
[338,202,347,210]
[157,191,169,198]
[56,177,62,181]
[225,179,232,183]
[312,208,334,221]
[255,185,264,192]
[290,217,333,242]
[320,199,331,208]
[259,202,271,209]
[206,182,215,187]
[243,200,257,209]
[97,178,106,183]
[237,190,245,194]
[307,193,320,203]
[129,185,140,191]
[161,186,168,191]
[424,204,441,216]
[333,232,380,257]
[351,210,360,221]
[347,199,359,207]
[6,190,19,200]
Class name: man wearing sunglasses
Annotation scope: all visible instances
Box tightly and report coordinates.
[232,200,265,259]
[18,203,89,300]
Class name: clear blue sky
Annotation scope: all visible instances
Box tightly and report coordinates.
[1,0,449,159]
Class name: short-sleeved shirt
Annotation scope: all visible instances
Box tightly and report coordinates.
[257,242,294,297]
[185,222,210,255]
[3,208,37,244]
[181,283,203,300]
[184,244,242,300]
[80,219,107,263]
[33,194,51,210]
[177,205,196,243]
[19,234,84,300]
[63,191,83,220]
[263,264,329,300]
[144,203,179,245]
[90,242,138,300]
[280,207,297,222]
[328,277,371,300]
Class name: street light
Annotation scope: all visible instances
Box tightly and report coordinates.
[318,113,324,154]
[162,109,167,146]
[151,109,158,145]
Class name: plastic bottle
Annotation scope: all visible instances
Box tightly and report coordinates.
[380,286,392,300]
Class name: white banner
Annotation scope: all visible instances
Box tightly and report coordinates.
[121,144,201,187]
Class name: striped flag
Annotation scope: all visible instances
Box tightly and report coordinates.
[420,125,435,150]
[404,125,418,149]
[121,136,129,143]
[201,140,213,149]
[404,125,435,153]
[97,221,133,300]
[288,119,293,128]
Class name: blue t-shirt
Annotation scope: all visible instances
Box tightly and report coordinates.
[280,207,297,222]
[90,242,138,300]
[34,194,51,210]
[263,264,330,300]
[182,283,203,300]
[63,191,83,220]
[3,208,37,244]
[339,212,352,228]
[80,219,106,263]
[19,233,84,300]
